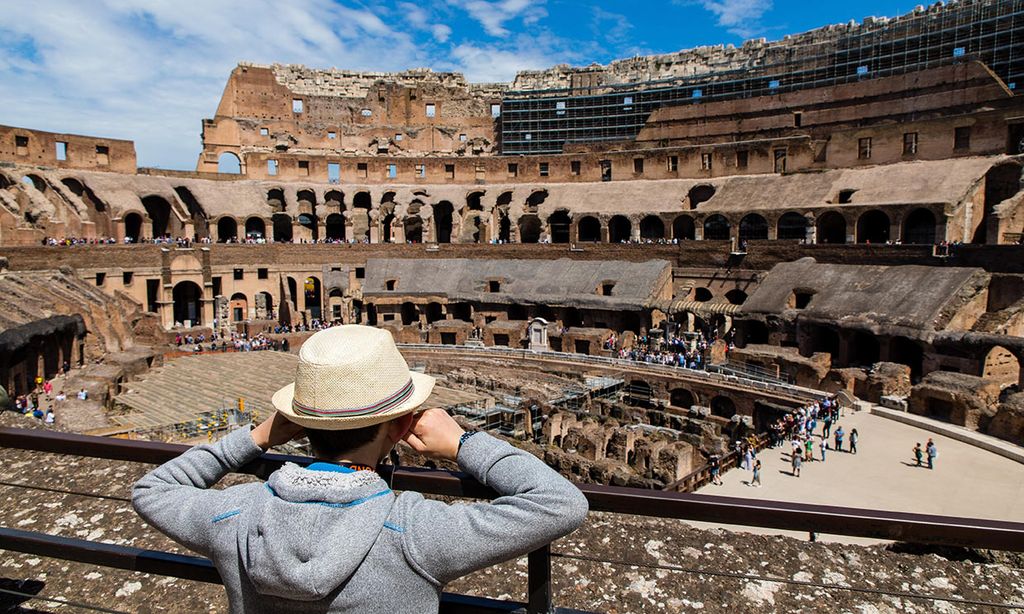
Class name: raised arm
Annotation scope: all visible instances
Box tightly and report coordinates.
[400,410,588,585]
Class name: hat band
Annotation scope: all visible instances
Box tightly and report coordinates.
[291,378,415,418]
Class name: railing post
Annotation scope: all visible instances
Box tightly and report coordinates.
[527,544,552,614]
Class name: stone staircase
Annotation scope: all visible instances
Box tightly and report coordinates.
[113,352,299,431]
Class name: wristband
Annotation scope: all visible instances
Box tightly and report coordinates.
[458,431,480,455]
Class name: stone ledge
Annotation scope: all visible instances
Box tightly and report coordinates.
[870,405,1024,465]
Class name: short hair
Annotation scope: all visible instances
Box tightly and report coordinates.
[305,423,383,459]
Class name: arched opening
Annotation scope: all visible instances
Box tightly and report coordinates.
[256,291,274,320]
[304,277,322,320]
[498,212,512,243]
[467,192,484,211]
[672,215,695,240]
[710,396,735,419]
[639,215,665,240]
[725,289,747,305]
[703,214,730,241]
[172,281,203,326]
[890,336,924,380]
[325,190,344,212]
[351,192,372,242]
[975,163,1023,244]
[777,212,809,241]
[816,211,846,244]
[286,277,298,311]
[216,217,238,242]
[401,302,419,326]
[849,330,880,367]
[518,215,541,243]
[244,217,265,240]
[326,213,345,241]
[404,216,423,243]
[694,287,713,302]
[297,213,318,242]
[328,288,345,322]
[577,216,601,242]
[982,345,1020,387]
[229,292,248,322]
[425,302,444,324]
[382,213,395,243]
[217,151,242,174]
[609,215,631,243]
[902,208,937,245]
[670,388,695,409]
[526,190,548,212]
[739,213,768,242]
[548,210,571,243]
[267,188,286,212]
[811,326,840,358]
[688,184,716,209]
[857,209,890,244]
[22,174,44,191]
[124,212,143,242]
[272,214,293,243]
[141,195,173,238]
[175,186,207,240]
[434,201,454,243]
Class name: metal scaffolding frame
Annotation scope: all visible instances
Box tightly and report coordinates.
[500,0,1024,154]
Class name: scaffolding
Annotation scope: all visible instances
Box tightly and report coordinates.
[500,0,1024,154]
[128,404,260,443]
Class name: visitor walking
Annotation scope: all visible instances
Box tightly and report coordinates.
[820,438,827,462]
[913,442,924,467]
[804,438,814,462]
[792,451,802,477]
[742,447,753,471]
[849,428,858,454]
[751,460,762,487]
[834,426,845,452]
[926,439,937,470]
[710,455,723,485]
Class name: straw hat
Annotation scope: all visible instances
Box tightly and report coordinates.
[272,325,434,430]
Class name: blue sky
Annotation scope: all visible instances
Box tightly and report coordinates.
[0,1,915,170]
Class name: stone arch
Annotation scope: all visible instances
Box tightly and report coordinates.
[890,336,924,380]
[351,191,372,242]
[216,217,238,242]
[217,151,242,174]
[229,292,248,322]
[609,215,631,243]
[703,214,730,241]
[709,395,735,419]
[257,291,274,320]
[267,188,286,211]
[244,217,266,239]
[272,213,293,242]
[902,208,937,245]
[526,189,548,212]
[777,212,809,241]
[694,287,713,302]
[434,201,454,243]
[725,289,747,305]
[425,302,444,324]
[857,209,890,244]
[382,212,396,243]
[467,191,484,211]
[739,213,768,242]
[401,302,419,326]
[123,212,143,242]
[816,211,846,244]
[141,195,173,238]
[548,209,571,243]
[639,215,665,240]
[304,276,323,320]
[172,281,203,326]
[982,345,1021,387]
[577,215,601,242]
[518,214,541,243]
[688,184,716,209]
[670,388,695,409]
[326,213,345,241]
[297,213,318,241]
[324,190,344,212]
[672,215,695,240]
[975,162,1023,244]
[404,215,424,243]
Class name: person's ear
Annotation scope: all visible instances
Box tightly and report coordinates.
[387,413,415,444]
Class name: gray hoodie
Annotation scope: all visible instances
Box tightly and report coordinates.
[133,427,588,613]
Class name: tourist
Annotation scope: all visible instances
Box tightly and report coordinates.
[834,426,845,452]
[77,388,88,400]
[43,380,53,398]
[32,406,44,420]
[913,442,924,466]
[55,390,66,402]
[45,409,55,425]
[820,438,827,462]
[742,447,753,471]
[792,450,802,477]
[751,459,762,487]
[926,439,938,470]
[849,428,859,455]
[822,413,832,439]
[710,455,723,485]
[133,325,587,613]
[804,438,814,462]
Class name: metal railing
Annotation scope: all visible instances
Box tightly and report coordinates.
[1,427,1023,613]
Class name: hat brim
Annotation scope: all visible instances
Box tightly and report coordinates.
[271,371,436,430]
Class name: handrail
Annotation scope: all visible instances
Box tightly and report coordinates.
[397,343,826,402]
[1,427,1022,552]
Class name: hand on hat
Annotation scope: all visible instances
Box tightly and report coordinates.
[402,408,465,462]
[251,411,306,451]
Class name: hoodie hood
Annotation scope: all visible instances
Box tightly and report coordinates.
[238,463,394,601]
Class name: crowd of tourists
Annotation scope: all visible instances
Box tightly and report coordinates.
[605,330,716,371]
[8,375,86,426]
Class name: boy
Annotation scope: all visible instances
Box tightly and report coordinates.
[134,326,588,613]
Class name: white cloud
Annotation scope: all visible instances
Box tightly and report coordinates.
[399,2,453,42]
[698,0,773,38]
[0,0,422,169]
[449,0,547,38]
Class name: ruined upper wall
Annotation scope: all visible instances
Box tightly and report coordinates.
[0,125,136,174]
[262,64,507,99]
